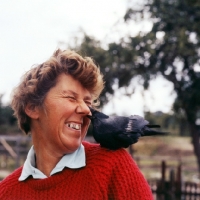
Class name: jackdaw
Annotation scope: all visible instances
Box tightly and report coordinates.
[87,107,166,150]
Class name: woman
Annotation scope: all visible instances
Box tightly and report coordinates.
[0,49,153,199]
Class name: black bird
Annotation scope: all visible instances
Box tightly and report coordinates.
[87,107,167,150]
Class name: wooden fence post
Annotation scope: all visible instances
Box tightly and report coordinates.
[169,168,176,199]
[176,163,182,198]
[161,160,166,191]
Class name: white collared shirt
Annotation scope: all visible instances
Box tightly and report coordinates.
[19,144,86,181]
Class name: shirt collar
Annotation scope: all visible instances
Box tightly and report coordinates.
[19,144,86,181]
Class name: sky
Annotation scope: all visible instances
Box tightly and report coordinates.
[0,0,176,116]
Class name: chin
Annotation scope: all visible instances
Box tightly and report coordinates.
[64,139,82,153]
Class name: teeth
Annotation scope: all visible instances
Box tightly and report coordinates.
[75,124,79,129]
[67,123,80,130]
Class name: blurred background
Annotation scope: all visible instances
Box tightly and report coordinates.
[1,0,200,199]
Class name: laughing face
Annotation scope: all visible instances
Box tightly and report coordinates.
[35,73,92,155]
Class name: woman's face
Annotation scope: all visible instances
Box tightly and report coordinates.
[36,73,92,155]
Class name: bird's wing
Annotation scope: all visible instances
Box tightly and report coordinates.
[125,115,167,136]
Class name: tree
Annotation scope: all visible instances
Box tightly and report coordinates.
[65,0,200,171]
[123,0,200,172]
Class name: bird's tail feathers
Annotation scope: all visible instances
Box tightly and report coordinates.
[147,125,160,128]
[142,126,169,136]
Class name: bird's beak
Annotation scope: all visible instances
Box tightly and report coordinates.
[87,115,92,120]
[87,106,93,120]
[88,106,96,113]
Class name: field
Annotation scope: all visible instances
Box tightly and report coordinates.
[131,135,198,182]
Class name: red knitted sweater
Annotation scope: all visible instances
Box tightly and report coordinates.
[0,142,153,200]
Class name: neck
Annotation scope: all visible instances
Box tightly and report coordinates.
[31,131,62,177]
[35,148,61,177]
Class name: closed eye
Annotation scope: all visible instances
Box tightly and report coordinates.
[66,96,76,101]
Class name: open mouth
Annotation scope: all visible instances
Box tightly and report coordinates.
[66,123,81,130]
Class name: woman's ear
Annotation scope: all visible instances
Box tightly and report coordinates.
[25,103,39,119]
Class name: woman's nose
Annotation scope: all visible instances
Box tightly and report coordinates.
[75,101,90,115]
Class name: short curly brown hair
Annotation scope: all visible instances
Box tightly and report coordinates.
[11,49,104,134]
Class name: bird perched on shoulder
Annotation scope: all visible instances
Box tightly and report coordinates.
[87,107,167,150]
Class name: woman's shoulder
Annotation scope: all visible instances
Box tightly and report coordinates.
[82,141,144,180]
[82,141,129,154]
[0,167,23,195]
[82,141,135,165]
[82,142,153,200]
[0,167,22,186]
